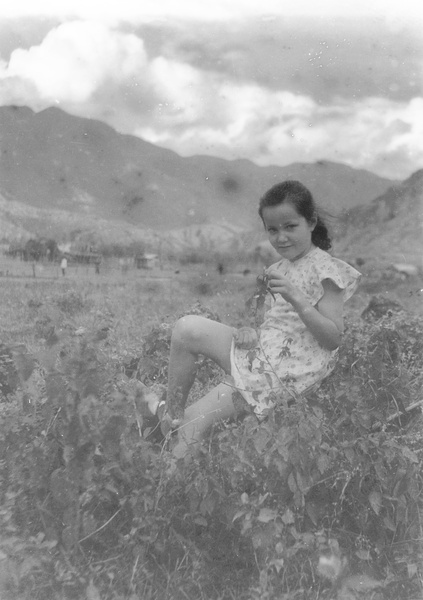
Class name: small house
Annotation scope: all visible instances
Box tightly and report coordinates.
[135,253,158,270]
[69,251,102,265]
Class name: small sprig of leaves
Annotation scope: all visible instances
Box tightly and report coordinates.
[256,272,276,301]
[246,271,276,327]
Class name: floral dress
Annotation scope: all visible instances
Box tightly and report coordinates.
[229,246,361,415]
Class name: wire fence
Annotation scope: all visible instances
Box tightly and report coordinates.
[0,255,178,281]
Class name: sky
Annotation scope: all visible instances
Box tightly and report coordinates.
[0,0,422,180]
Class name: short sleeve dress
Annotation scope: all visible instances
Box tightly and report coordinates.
[229,246,361,416]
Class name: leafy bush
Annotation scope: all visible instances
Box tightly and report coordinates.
[55,290,91,315]
[125,301,222,389]
[0,305,421,599]
[181,311,423,599]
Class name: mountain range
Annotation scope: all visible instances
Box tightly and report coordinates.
[336,169,423,265]
[0,104,421,265]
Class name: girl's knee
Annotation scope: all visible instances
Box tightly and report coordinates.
[171,316,232,373]
[172,315,208,346]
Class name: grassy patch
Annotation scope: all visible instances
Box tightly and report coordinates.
[0,262,422,599]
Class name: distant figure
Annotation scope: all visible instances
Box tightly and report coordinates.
[94,257,101,275]
[119,258,128,274]
[60,256,67,276]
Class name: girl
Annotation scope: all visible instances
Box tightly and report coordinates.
[146,180,361,458]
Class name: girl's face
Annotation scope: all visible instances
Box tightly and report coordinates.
[261,202,316,262]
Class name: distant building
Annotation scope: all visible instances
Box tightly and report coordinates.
[69,251,102,265]
[135,253,158,269]
[58,243,72,254]
[6,242,26,259]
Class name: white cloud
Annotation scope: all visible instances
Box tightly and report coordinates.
[136,77,423,178]
[0,20,148,103]
[0,16,421,179]
[148,57,206,124]
[308,97,423,175]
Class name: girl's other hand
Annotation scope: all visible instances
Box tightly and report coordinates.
[233,327,258,349]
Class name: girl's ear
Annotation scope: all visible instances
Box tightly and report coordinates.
[309,215,318,231]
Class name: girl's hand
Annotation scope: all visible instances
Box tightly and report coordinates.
[267,269,304,305]
[160,412,183,436]
[233,327,258,349]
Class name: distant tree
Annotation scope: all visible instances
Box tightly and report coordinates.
[24,238,59,262]
[24,239,43,261]
[129,241,146,256]
[45,239,59,261]
[7,242,26,260]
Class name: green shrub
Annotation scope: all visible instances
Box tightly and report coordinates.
[55,290,90,315]
[177,312,423,599]
[0,307,421,599]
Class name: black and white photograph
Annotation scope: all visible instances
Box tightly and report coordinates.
[0,1,422,598]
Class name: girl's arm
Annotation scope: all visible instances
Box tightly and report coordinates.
[267,273,344,350]
[297,279,344,350]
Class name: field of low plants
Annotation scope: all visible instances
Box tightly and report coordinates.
[0,256,422,600]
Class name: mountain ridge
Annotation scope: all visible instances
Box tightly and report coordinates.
[1,104,420,265]
[336,169,423,264]
[0,105,395,237]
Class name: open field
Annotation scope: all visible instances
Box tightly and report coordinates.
[0,255,422,600]
[0,255,259,345]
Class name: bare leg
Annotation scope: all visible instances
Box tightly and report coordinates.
[166,315,234,421]
[172,382,236,458]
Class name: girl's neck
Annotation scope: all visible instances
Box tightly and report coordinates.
[290,243,316,262]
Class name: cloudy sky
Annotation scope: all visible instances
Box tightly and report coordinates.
[0,0,422,180]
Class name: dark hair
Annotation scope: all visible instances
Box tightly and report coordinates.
[258,180,332,251]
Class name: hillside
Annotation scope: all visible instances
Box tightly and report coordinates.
[336,169,423,265]
[0,105,394,244]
